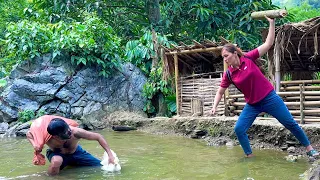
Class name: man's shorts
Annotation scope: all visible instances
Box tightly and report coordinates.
[46,145,101,169]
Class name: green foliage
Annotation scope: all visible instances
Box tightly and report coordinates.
[28,1,285,50]
[18,109,34,123]
[3,20,50,63]
[29,0,99,22]
[37,109,46,118]
[18,109,46,123]
[0,0,28,38]
[165,95,177,116]
[312,72,320,86]
[313,72,320,80]
[288,2,320,22]
[273,0,320,8]
[142,66,174,114]
[208,126,221,137]
[125,30,172,75]
[0,79,7,87]
[1,13,122,77]
[283,73,292,81]
[160,0,285,49]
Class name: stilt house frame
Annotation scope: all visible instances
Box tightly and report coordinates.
[162,40,237,117]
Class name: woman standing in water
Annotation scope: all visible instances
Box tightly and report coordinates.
[210,16,319,158]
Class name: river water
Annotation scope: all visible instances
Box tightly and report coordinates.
[0,130,310,180]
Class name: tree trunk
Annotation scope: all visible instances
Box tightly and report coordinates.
[146,0,161,26]
[151,29,159,68]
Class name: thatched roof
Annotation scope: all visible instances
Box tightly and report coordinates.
[162,39,226,78]
[264,16,320,80]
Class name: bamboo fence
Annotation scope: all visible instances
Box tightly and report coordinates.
[226,80,320,124]
[178,72,224,116]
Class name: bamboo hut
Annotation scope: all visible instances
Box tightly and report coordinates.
[264,16,320,87]
[227,17,320,124]
[163,17,320,123]
[162,40,224,117]
[261,16,320,123]
[162,39,244,117]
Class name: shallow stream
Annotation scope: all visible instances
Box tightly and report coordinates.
[0,130,310,180]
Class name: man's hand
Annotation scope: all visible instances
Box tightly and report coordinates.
[34,146,42,154]
[73,127,115,164]
[108,155,115,164]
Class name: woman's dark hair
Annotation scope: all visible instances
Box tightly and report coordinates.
[47,118,69,136]
[222,43,244,57]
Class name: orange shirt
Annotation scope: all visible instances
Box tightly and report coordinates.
[28,115,78,165]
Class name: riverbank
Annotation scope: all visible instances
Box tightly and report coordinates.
[105,112,320,154]
[105,112,320,179]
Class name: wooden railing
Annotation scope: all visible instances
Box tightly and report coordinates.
[226,80,320,124]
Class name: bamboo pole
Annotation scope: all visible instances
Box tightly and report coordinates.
[284,96,320,100]
[300,84,305,124]
[165,46,223,55]
[278,91,320,96]
[251,9,288,19]
[293,116,320,119]
[281,80,320,84]
[280,85,320,91]
[174,54,180,115]
[275,52,281,92]
[228,94,244,98]
[230,101,320,107]
[234,109,320,115]
[223,61,229,116]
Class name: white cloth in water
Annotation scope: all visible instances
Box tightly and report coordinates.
[100,149,121,172]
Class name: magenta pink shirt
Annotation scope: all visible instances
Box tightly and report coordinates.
[220,48,274,104]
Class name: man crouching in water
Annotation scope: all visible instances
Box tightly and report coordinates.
[28,118,115,176]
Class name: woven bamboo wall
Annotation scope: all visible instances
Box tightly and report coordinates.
[178,73,225,116]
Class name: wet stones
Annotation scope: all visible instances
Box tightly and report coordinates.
[287,146,296,153]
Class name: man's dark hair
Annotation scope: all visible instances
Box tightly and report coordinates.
[47,118,69,136]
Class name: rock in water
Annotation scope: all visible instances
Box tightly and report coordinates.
[112,125,137,131]
[100,149,121,172]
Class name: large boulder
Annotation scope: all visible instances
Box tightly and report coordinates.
[0,54,147,128]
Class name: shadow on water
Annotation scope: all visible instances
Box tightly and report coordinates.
[0,130,311,180]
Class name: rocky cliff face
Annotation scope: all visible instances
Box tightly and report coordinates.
[0,54,147,129]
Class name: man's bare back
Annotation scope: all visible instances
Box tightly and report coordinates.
[27,117,115,176]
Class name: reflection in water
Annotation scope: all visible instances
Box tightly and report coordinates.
[0,130,311,180]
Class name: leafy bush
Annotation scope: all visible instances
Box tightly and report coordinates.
[18,109,46,123]
[125,30,172,75]
[142,66,174,114]
[1,13,123,77]
[165,95,177,117]
[0,79,7,88]
[125,30,175,115]
[18,110,35,123]
[288,2,320,22]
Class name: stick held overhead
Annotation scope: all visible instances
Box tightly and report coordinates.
[251,9,287,20]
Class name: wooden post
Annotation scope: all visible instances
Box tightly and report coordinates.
[299,84,305,124]
[275,54,281,92]
[174,54,180,115]
[223,61,229,116]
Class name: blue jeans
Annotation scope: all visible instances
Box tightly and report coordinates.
[235,90,310,155]
[46,145,101,169]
